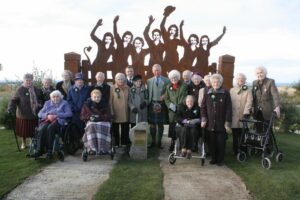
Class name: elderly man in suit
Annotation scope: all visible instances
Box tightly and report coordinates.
[147,64,170,149]
[252,66,281,131]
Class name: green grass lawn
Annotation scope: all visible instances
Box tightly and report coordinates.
[93,148,164,200]
[226,133,300,200]
[1,126,299,200]
[0,128,51,198]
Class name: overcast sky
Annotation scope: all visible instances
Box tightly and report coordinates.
[0,0,299,84]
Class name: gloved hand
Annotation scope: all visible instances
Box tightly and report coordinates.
[274,106,280,118]
[140,101,147,109]
[132,107,138,113]
[201,121,207,128]
[182,119,188,124]
[169,103,176,112]
[189,119,200,125]
[7,108,14,114]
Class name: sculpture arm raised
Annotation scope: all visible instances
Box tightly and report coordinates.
[90,19,103,44]
[210,26,226,47]
[113,15,123,46]
[143,15,155,48]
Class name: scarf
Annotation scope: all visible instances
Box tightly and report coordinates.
[62,81,71,94]
[172,83,178,91]
[23,84,38,116]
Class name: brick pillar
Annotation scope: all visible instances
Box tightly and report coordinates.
[64,52,81,76]
[218,54,235,90]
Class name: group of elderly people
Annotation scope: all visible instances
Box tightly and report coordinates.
[7,64,280,164]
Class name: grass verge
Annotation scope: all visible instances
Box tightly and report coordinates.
[93,147,164,200]
[226,133,300,200]
[0,128,51,198]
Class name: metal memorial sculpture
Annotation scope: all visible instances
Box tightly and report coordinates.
[195,26,227,75]
[143,15,165,70]
[90,19,115,80]
[131,36,149,79]
[160,6,183,75]
[113,15,134,74]
[82,5,228,83]
[178,20,199,73]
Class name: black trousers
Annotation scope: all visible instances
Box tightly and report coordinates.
[168,122,177,140]
[180,126,198,150]
[149,123,164,146]
[112,122,129,146]
[209,130,226,164]
[232,128,243,155]
[37,121,61,153]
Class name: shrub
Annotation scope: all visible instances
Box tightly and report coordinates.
[275,92,300,133]
[0,96,15,129]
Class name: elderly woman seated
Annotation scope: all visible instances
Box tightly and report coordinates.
[36,90,72,158]
[80,89,112,155]
[177,95,201,159]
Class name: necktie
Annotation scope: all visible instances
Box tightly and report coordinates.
[156,78,159,86]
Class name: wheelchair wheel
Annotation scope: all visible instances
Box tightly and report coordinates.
[168,152,176,165]
[262,157,271,169]
[57,151,64,162]
[64,124,80,155]
[275,152,283,163]
[237,151,247,163]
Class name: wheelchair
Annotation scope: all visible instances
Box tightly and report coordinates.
[27,124,64,161]
[237,111,283,169]
[168,123,206,166]
[81,121,115,161]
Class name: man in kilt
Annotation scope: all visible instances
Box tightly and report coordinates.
[147,64,170,149]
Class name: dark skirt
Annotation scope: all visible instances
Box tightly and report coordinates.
[15,118,38,138]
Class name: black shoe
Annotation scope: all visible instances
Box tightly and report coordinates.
[89,150,96,155]
[169,145,174,152]
[217,162,224,166]
[209,160,217,165]
[34,151,42,158]
[187,152,192,159]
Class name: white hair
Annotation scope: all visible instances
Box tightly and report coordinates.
[95,72,105,78]
[115,73,126,81]
[255,66,268,75]
[235,73,247,81]
[152,64,162,71]
[185,95,195,102]
[62,70,73,78]
[210,73,223,85]
[43,77,52,84]
[50,90,63,99]
[182,70,192,78]
[168,69,181,80]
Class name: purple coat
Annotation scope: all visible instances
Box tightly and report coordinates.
[201,87,232,132]
[38,99,72,126]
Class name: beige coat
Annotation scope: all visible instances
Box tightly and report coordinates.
[230,86,253,128]
[110,84,129,123]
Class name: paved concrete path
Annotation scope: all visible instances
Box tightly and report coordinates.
[5,126,252,200]
[4,149,122,200]
[159,127,252,200]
